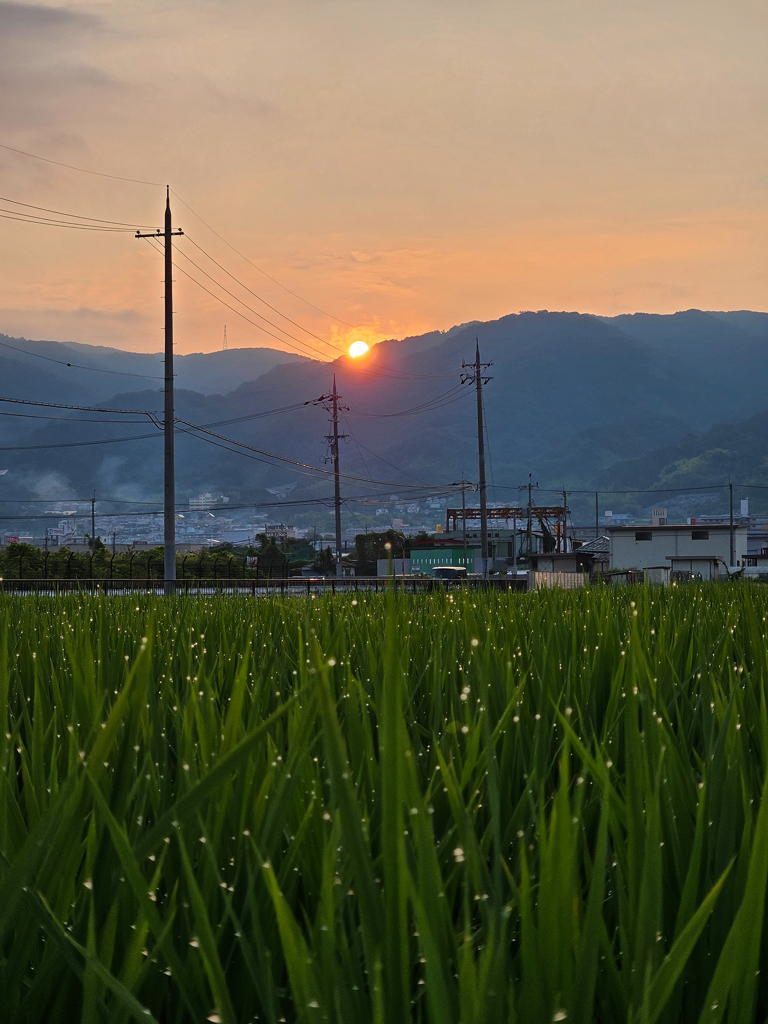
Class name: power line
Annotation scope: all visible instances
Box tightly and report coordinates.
[346,361,467,382]
[203,366,336,399]
[185,236,341,355]
[170,241,335,360]
[0,395,160,415]
[144,237,330,362]
[0,338,164,381]
[0,497,163,504]
[346,383,470,418]
[0,141,163,187]
[0,431,160,452]
[174,423,344,484]
[0,211,135,233]
[200,400,314,429]
[0,500,160,506]
[177,417,453,491]
[340,411,424,485]
[0,195,158,229]
[341,411,375,483]
[492,483,730,496]
[170,189,355,327]
[0,409,151,423]
[0,490,455,522]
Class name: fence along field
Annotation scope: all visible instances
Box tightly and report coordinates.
[1,585,767,1022]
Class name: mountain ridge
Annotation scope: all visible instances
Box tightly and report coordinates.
[1,309,766,521]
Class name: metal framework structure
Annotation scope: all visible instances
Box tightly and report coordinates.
[445,505,570,552]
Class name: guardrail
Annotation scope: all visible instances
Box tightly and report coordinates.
[0,576,528,596]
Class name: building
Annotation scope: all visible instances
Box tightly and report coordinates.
[188,493,229,511]
[608,524,747,579]
[530,535,609,575]
[410,541,476,574]
[743,525,768,576]
[443,528,543,567]
[376,558,412,576]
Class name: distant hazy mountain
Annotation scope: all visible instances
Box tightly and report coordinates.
[1,310,766,520]
[0,335,307,398]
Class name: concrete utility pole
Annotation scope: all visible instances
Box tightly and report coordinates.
[136,189,183,594]
[451,478,473,570]
[462,341,492,576]
[729,478,734,566]
[595,491,599,540]
[562,488,568,553]
[91,492,96,554]
[519,474,538,560]
[315,377,349,576]
[461,478,468,570]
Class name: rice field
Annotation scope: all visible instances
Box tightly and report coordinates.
[2,584,768,1023]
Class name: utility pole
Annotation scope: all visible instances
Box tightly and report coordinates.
[223,325,228,351]
[729,478,734,566]
[136,188,183,594]
[451,479,473,570]
[315,376,349,576]
[519,474,538,560]
[595,491,599,540]
[91,492,96,553]
[461,479,467,570]
[462,340,492,576]
[562,488,568,553]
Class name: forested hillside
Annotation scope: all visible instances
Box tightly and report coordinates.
[1,309,765,520]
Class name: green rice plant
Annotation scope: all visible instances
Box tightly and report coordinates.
[1,583,768,1021]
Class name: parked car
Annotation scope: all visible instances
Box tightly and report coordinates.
[430,566,468,580]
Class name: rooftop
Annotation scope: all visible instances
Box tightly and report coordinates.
[578,535,609,552]
[606,523,742,532]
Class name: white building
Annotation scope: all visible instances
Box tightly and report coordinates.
[608,524,747,579]
[189,493,229,511]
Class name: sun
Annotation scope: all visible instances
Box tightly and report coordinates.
[349,340,369,358]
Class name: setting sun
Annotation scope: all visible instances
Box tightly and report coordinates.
[349,340,370,358]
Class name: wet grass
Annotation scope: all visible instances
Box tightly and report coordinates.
[1,584,767,1022]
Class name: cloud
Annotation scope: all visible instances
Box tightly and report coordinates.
[1,0,767,353]
[0,2,120,134]
[0,2,97,36]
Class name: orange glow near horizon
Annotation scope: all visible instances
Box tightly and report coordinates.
[349,340,370,358]
[0,3,766,354]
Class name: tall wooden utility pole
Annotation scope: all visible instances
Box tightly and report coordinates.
[462,341,492,576]
[315,376,349,576]
[137,188,183,594]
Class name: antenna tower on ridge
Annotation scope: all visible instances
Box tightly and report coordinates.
[223,325,228,351]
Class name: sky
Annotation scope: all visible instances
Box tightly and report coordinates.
[0,0,766,356]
